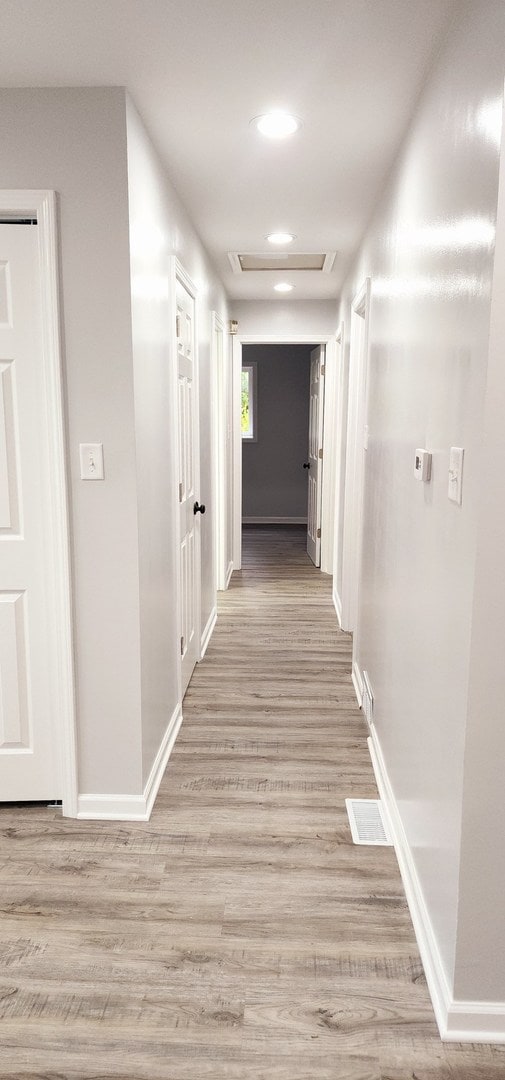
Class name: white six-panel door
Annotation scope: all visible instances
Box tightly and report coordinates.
[306,345,325,567]
[176,272,201,695]
[0,223,62,799]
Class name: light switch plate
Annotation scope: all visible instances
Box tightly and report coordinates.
[79,443,104,480]
[448,446,464,505]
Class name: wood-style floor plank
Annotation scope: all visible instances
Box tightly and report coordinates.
[1,525,504,1078]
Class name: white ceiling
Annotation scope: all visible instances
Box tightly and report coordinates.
[0,0,455,300]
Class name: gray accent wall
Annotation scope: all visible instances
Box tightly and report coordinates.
[242,344,314,520]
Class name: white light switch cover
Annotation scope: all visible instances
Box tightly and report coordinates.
[79,443,104,480]
[448,446,464,505]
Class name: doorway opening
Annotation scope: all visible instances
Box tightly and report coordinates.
[232,332,337,575]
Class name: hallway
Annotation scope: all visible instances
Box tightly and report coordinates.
[2,527,505,1077]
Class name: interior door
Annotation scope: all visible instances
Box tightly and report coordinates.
[306,345,325,566]
[0,223,60,799]
[176,273,201,694]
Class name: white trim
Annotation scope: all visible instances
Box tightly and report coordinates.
[352,658,364,706]
[320,337,337,574]
[211,311,227,592]
[331,321,348,629]
[200,605,217,658]
[77,793,150,821]
[143,705,183,818]
[77,706,183,821]
[0,190,77,816]
[232,334,243,569]
[341,280,370,634]
[232,330,337,575]
[172,259,201,696]
[367,728,505,1043]
[332,583,343,628]
[242,516,307,525]
[225,560,233,588]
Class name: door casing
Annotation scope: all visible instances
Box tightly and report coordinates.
[171,258,201,697]
[0,189,77,816]
[232,333,337,572]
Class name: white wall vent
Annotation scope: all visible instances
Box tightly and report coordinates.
[345,798,392,845]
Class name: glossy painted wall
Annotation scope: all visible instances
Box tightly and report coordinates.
[231,300,336,338]
[337,0,504,1000]
[0,87,228,801]
[0,88,143,795]
[125,96,228,787]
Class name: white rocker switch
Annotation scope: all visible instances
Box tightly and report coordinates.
[79,443,104,480]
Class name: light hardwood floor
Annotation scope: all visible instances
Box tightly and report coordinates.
[1,525,504,1079]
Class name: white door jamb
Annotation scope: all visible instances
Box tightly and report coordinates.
[231,332,337,573]
[0,189,77,817]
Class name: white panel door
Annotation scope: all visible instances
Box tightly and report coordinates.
[0,224,60,799]
[176,275,201,694]
[306,345,325,567]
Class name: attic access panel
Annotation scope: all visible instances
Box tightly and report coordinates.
[228,252,336,273]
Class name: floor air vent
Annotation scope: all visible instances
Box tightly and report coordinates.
[345,798,393,845]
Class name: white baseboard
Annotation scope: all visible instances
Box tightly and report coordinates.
[367,727,505,1044]
[200,605,217,659]
[352,658,363,706]
[333,585,343,628]
[242,516,307,525]
[225,560,233,588]
[77,705,183,821]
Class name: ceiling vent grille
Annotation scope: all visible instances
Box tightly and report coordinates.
[228,252,336,274]
[345,798,393,845]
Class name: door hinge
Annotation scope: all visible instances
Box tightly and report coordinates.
[317,527,321,539]
[318,447,323,459]
[176,313,181,338]
[179,482,183,502]
[321,364,325,376]
[180,635,185,656]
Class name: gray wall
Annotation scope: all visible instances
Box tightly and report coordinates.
[336,0,505,1003]
[0,87,228,800]
[242,344,313,520]
[0,87,142,795]
[125,95,228,787]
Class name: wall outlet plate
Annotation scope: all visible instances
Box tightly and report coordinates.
[414,448,432,482]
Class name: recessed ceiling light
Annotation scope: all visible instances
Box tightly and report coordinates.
[252,111,301,138]
[274,282,294,293]
[266,232,296,245]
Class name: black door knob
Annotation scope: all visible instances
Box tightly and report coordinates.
[194,501,206,515]
[303,462,310,469]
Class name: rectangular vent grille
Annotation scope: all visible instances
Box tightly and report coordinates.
[228,252,336,274]
[345,798,392,845]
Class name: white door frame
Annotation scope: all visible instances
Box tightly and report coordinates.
[340,280,371,652]
[0,190,77,816]
[211,311,226,592]
[332,321,347,626]
[171,258,202,696]
[232,333,337,571]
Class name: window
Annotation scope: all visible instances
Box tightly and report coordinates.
[241,362,257,441]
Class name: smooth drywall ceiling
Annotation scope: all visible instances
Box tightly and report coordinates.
[336,0,504,1000]
[0,87,143,795]
[242,345,313,520]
